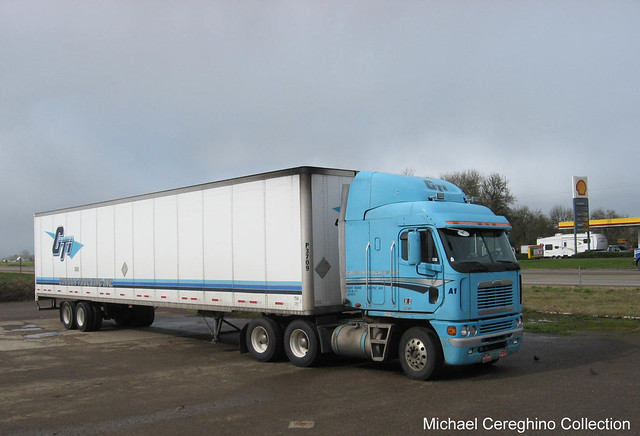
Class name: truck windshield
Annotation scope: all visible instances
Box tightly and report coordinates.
[438,228,520,273]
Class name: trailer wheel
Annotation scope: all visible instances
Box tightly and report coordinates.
[133,306,155,327]
[398,327,443,380]
[246,317,283,362]
[75,301,95,332]
[112,305,134,327]
[284,319,320,367]
[60,301,77,330]
[91,303,103,331]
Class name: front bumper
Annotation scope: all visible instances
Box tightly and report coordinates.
[432,320,523,366]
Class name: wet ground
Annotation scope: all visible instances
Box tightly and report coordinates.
[0,301,638,435]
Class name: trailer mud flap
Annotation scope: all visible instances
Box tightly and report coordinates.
[239,324,249,354]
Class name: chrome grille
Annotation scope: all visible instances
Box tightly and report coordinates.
[479,319,513,334]
[477,280,514,315]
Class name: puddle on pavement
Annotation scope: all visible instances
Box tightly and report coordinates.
[24,331,61,339]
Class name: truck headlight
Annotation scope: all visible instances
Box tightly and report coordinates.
[515,317,523,328]
[461,325,470,337]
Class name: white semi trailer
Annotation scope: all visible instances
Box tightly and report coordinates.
[34,167,523,380]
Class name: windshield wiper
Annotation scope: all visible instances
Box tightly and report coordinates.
[497,260,521,270]
[455,261,490,272]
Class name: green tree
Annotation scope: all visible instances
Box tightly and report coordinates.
[507,205,553,251]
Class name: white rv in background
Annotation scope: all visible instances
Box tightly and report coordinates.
[536,233,608,258]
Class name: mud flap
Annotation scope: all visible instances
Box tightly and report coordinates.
[239,324,249,354]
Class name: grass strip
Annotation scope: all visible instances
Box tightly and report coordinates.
[523,285,640,334]
[524,310,640,335]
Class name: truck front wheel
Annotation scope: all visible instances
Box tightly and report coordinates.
[399,327,443,380]
[246,317,283,362]
[284,319,320,367]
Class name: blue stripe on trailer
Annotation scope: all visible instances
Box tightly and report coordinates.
[36,277,303,295]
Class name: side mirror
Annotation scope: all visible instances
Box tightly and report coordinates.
[408,231,421,266]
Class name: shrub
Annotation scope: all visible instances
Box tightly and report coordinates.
[0,275,34,302]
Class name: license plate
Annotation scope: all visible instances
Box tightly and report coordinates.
[482,353,492,363]
[499,349,508,359]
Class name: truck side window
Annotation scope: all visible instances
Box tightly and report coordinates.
[400,230,439,264]
[400,232,409,261]
[423,231,439,264]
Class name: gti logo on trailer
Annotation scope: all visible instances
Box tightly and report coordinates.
[46,227,84,261]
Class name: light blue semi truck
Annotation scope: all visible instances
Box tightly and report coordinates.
[334,170,522,379]
[35,167,522,380]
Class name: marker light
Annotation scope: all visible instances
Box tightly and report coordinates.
[447,326,457,336]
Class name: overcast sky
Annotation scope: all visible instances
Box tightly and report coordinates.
[1,0,639,257]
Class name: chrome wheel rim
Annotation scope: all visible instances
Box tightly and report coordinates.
[76,306,85,327]
[250,326,269,353]
[62,305,72,325]
[404,338,427,371]
[289,329,309,358]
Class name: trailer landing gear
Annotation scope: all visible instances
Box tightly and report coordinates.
[198,311,242,344]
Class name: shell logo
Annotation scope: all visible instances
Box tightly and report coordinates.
[575,179,587,196]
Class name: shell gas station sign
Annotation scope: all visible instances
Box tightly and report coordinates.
[572,176,589,233]
[573,176,588,199]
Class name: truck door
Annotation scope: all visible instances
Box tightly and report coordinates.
[397,228,444,313]
[366,221,399,310]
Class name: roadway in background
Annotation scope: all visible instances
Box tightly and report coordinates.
[3,266,639,287]
[0,265,34,274]
[522,269,639,287]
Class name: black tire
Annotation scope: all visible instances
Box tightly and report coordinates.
[113,305,133,327]
[283,319,320,367]
[398,327,443,380]
[60,301,77,330]
[133,306,155,327]
[636,260,640,271]
[75,301,94,332]
[91,303,103,331]
[246,317,283,362]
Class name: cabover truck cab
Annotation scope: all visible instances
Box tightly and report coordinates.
[334,172,522,379]
[34,167,522,381]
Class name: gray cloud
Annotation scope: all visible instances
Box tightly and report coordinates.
[1,0,639,256]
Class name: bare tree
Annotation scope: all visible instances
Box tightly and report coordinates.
[440,170,514,216]
[480,173,515,216]
[548,205,573,228]
[590,208,633,247]
[591,208,621,220]
[440,169,483,199]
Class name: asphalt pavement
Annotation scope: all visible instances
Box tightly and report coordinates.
[0,301,638,435]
